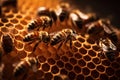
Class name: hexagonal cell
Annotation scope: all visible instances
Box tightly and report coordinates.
[102,59,111,66]
[83,55,91,61]
[96,65,105,72]
[57,60,64,68]
[91,70,99,78]
[41,63,50,72]
[1,27,9,32]
[86,38,95,44]
[65,51,73,57]
[87,62,95,69]
[44,72,53,80]
[100,74,109,80]
[1,18,9,23]
[69,57,77,65]
[111,62,120,69]
[74,65,81,74]
[65,62,73,71]
[60,69,68,75]
[61,55,69,62]
[83,44,91,49]
[82,67,90,76]
[10,18,19,24]
[37,55,46,63]
[76,74,84,80]
[72,46,79,53]
[77,37,85,43]
[47,57,56,65]
[6,14,14,18]
[79,47,87,55]
[92,57,100,64]
[5,23,13,27]
[74,52,82,59]
[73,41,81,48]
[68,71,76,80]
[51,65,59,74]
[88,50,96,57]
[92,45,100,51]
[78,59,86,67]
[20,19,28,25]
[106,67,115,76]
[15,24,24,30]
[85,76,94,80]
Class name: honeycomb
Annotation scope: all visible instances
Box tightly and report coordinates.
[0,0,120,80]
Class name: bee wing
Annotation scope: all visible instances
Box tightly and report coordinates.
[109,41,117,50]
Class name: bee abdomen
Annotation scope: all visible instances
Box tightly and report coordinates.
[2,34,13,53]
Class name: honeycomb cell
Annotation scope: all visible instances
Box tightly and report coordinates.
[35,70,44,78]
[106,67,115,76]
[65,63,73,71]
[54,76,62,80]
[100,74,109,80]
[15,24,24,30]
[83,44,91,49]
[65,51,73,57]
[61,56,69,62]
[96,65,105,72]
[72,46,78,52]
[24,16,32,20]
[6,14,14,18]
[0,22,4,26]
[60,69,68,75]
[16,14,23,19]
[76,74,84,80]
[10,18,19,24]
[15,35,23,41]
[57,60,64,68]
[20,19,28,25]
[24,44,33,52]
[88,50,96,57]
[1,27,9,32]
[86,76,94,80]
[74,52,82,59]
[91,70,99,78]
[1,18,9,23]
[79,47,87,55]
[11,28,19,34]
[87,38,95,44]
[69,57,77,65]
[92,45,100,51]
[78,59,86,67]
[68,71,76,80]
[51,65,59,74]
[74,65,81,74]
[73,41,81,47]
[37,55,46,63]
[87,62,95,69]
[102,59,111,66]
[48,58,56,65]
[82,67,90,75]
[92,57,100,64]
[83,55,91,61]
[77,37,85,43]
[17,50,27,59]
[15,41,24,49]
[41,63,50,72]
[5,23,13,27]
[44,72,53,80]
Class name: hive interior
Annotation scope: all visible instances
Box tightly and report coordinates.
[0,0,120,80]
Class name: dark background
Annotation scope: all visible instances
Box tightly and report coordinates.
[63,0,120,28]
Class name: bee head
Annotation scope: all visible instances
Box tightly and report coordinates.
[43,35,50,43]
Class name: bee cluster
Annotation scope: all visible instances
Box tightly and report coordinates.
[0,0,120,80]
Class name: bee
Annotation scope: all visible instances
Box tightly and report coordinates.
[28,16,53,31]
[50,28,77,49]
[100,19,118,43]
[99,38,117,62]
[13,57,38,77]
[70,10,99,29]
[37,7,57,22]
[1,34,13,53]
[23,31,50,52]
[56,3,70,22]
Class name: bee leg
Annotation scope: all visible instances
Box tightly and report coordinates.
[32,41,41,53]
[57,40,64,50]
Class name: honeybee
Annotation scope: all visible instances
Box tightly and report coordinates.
[50,28,77,49]
[99,38,117,62]
[1,34,14,53]
[23,31,50,52]
[13,57,38,77]
[70,10,99,29]
[28,16,53,31]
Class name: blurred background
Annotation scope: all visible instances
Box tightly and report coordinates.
[63,0,120,28]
